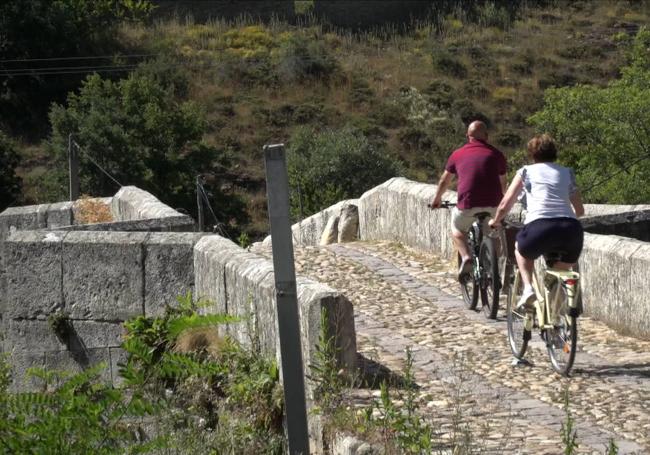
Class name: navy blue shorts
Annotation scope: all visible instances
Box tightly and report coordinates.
[516,217,584,263]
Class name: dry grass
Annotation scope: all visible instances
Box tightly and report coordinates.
[73,195,113,224]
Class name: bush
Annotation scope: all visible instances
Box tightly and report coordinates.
[48,72,248,230]
[0,130,22,210]
[287,126,401,217]
[277,34,338,82]
[432,50,467,78]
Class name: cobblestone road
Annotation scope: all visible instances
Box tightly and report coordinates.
[255,240,650,454]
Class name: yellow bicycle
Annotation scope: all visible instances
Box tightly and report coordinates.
[506,251,581,376]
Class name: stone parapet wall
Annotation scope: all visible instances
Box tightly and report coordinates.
[2,230,205,389]
[579,234,650,339]
[357,177,650,339]
[111,186,189,222]
[194,235,357,450]
[194,235,357,370]
[358,177,457,259]
[276,199,359,247]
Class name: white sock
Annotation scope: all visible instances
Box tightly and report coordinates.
[523,284,534,295]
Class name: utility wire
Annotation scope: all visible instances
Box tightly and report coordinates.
[71,140,123,188]
[0,53,158,63]
[198,180,232,240]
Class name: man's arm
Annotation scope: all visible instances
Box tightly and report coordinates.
[489,174,523,227]
[430,170,453,208]
[499,174,507,194]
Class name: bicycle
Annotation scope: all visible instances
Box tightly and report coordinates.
[506,248,581,376]
[429,201,505,319]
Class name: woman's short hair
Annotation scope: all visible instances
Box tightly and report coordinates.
[527,134,557,162]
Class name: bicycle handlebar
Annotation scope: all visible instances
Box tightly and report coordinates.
[427,200,456,209]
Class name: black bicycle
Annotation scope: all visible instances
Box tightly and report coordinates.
[429,201,504,319]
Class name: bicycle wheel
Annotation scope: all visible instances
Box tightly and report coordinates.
[507,267,530,358]
[479,237,500,319]
[458,253,479,310]
[546,283,578,376]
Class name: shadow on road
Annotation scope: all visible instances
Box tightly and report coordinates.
[574,362,650,378]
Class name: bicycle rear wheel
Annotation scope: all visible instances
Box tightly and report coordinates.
[546,284,578,376]
[479,237,500,319]
[507,267,530,358]
[458,253,479,310]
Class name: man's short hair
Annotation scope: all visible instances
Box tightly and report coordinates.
[527,134,557,162]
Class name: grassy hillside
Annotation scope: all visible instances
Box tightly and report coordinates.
[12,0,650,237]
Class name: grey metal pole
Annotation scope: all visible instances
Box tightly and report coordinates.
[196,175,204,231]
[68,134,80,201]
[264,144,310,455]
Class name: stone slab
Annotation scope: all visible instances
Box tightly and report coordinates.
[46,201,74,229]
[61,231,148,320]
[144,232,207,316]
[111,186,183,222]
[4,319,124,352]
[0,204,50,242]
[4,230,65,319]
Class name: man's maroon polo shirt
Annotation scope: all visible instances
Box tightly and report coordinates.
[445,140,507,209]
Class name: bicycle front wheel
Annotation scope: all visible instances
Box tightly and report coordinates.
[458,254,479,310]
[546,288,578,376]
[479,237,500,319]
[507,267,530,359]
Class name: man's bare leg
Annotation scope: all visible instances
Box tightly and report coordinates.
[452,229,471,262]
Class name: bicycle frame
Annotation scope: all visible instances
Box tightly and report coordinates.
[525,268,580,332]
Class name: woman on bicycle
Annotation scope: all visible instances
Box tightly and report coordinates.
[488,134,585,308]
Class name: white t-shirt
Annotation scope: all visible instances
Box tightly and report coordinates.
[517,163,578,224]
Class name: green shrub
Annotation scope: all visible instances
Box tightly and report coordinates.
[432,50,467,78]
[0,359,159,454]
[423,80,456,109]
[348,76,375,105]
[287,126,401,217]
[0,130,22,210]
[277,34,338,82]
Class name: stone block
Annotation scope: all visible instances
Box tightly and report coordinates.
[46,201,74,228]
[0,204,49,242]
[288,199,359,247]
[4,319,124,352]
[112,186,181,221]
[297,278,357,374]
[43,348,113,384]
[62,231,148,320]
[4,230,65,319]
[8,351,46,392]
[223,250,276,351]
[194,235,240,314]
[144,232,206,316]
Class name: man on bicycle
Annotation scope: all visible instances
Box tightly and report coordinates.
[429,120,507,281]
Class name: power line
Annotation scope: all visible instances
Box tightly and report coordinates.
[0,54,158,63]
[71,140,123,188]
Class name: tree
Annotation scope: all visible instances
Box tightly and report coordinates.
[48,71,247,230]
[287,126,402,218]
[0,131,22,211]
[0,0,154,134]
[529,28,650,204]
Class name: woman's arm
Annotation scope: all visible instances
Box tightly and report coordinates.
[570,190,584,218]
[489,174,524,227]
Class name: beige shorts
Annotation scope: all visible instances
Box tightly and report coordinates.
[452,206,497,233]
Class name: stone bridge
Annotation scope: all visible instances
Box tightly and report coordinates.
[2,178,650,454]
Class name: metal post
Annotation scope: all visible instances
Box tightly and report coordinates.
[196,175,204,232]
[68,134,80,201]
[264,144,310,455]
